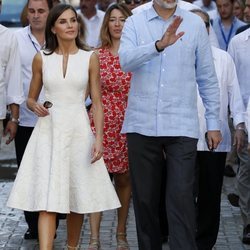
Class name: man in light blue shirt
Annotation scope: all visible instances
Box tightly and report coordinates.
[212,0,245,50]
[119,0,222,249]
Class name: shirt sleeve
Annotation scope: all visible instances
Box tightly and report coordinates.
[226,53,245,127]
[5,34,24,105]
[195,23,221,131]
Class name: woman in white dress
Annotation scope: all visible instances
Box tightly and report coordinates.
[7,4,120,250]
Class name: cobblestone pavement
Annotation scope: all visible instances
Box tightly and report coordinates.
[1,141,250,249]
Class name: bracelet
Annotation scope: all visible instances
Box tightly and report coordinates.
[236,127,245,130]
[155,40,164,53]
[236,127,246,134]
[10,117,20,125]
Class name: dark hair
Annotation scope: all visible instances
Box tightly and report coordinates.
[100,3,132,48]
[27,0,53,10]
[44,4,89,54]
[191,9,210,27]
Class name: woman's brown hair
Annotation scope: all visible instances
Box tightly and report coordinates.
[100,3,132,48]
[44,3,90,55]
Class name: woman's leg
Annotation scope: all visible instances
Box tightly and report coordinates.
[114,172,131,244]
[88,212,102,249]
[67,212,84,248]
[38,211,57,250]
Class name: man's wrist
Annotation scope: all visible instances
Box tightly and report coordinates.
[236,123,246,133]
[155,40,164,52]
[9,117,20,125]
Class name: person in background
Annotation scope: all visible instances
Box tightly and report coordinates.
[7,4,120,250]
[193,0,218,20]
[118,0,222,248]
[120,0,148,11]
[20,4,29,27]
[245,0,250,21]
[77,0,105,48]
[0,0,24,146]
[88,4,132,250]
[227,2,250,242]
[233,0,246,21]
[191,9,245,250]
[235,0,250,33]
[212,0,245,50]
[13,0,58,240]
[97,0,116,11]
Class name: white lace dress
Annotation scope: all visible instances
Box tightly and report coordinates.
[7,49,120,213]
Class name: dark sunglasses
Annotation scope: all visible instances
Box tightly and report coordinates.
[124,0,142,4]
[43,101,53,109]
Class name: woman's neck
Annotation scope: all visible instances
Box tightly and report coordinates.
[57,40,78,55]
[109,39,120,56]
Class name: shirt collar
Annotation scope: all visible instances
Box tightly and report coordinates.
[146,5,182,21]
[27,25,45,48]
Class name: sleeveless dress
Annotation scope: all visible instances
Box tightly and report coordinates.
[89,48,131,174]
[7,49,120,214]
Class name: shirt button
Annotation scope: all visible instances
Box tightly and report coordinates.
[161,84,164,87]
[162,68,165,72]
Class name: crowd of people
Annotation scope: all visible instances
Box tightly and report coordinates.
[0,0,250,249]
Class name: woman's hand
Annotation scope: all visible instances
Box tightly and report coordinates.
[91,137,103,164]
[33,103,50,117]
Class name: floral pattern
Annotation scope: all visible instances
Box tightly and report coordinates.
[90,48,131,173]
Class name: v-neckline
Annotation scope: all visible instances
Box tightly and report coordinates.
[54,50,79,79]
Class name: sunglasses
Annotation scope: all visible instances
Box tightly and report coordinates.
[43,101,53,108]
[124,0,142,4]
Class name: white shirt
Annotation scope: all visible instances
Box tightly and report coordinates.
[77,9,105,48]
[0,25,24,119]
[197,46,245,151]
[132,0,220,48]
[228,28,250,109]
[15,26,45,127]
[193,0,218,20]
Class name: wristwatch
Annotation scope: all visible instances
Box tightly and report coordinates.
[10,117,20,125]
[155,40,164,53]
[236,124,247,133]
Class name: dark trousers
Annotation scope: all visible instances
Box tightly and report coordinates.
[15,126,60,233]
[15,126,39,233]
[127,133,198,250]
[195,151,226,250]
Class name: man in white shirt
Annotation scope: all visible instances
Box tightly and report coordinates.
[13,0,58,240]
[192,9,245,249]
[227,17,250,244]
[0,0,24,146]
[193,0,218,20]
[78,0,105,48]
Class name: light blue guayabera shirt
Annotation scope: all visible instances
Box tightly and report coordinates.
[119,6,220,139]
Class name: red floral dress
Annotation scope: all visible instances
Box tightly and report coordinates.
[90,48,131,173]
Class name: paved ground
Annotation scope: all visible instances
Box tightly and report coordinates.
[1,138,250,249]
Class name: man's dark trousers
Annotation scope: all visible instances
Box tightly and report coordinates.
[195,151,226,250]
[127,133,198,250]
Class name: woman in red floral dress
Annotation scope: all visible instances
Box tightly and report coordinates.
[88,4,132,250]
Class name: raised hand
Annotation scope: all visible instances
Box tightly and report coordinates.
[156,16,185,50]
